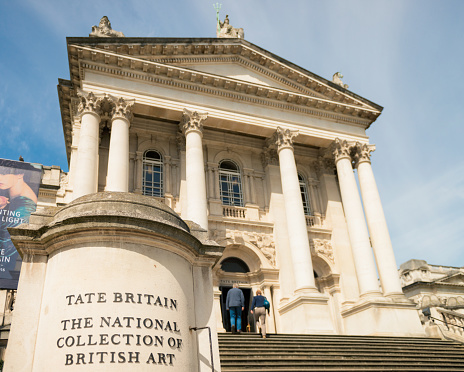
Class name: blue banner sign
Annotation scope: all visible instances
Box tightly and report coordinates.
[0,159,42,289]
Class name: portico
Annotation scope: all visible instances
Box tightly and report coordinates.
[56,31,424,338]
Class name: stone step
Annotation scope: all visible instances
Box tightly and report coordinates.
[220,350,464,357]
[218,333,458,345]
[218,333,464,371]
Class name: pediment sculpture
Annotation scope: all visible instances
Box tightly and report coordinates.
[90,16,125,38]
[217,15,244,39]
[332,72,349,89]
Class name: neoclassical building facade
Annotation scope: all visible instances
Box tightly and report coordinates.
[5,19,428,358]
[49,26,427,337]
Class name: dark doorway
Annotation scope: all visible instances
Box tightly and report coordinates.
[219,286,255,332]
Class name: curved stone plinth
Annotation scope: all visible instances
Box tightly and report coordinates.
[5,193,224,372]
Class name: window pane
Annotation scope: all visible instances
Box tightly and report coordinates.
[219,161,243,207]
[143,150,163,197]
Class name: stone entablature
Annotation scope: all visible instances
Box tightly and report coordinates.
[69,44,378,118]
[66,40,378,110]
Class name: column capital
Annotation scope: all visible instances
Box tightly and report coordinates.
[261,147,279,168]
[314,156,336,176]
[332,138,355,163]
[272,127,299,153]
[179,108,208,136]
[354,142,376,167]
[76,91,106,118]
[111,97,134,123]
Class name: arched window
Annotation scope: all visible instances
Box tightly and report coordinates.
[219,160,243,207]
[220,257,250,273]
[299,173,311,216]
[143,150,163,197]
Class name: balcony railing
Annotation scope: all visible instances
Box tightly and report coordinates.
[305,215,315,226]
[438,308,464,336]
[223,206,246,219]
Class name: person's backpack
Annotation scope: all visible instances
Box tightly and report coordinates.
[263,297,270,310]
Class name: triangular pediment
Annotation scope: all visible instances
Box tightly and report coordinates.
[174,62,291,90]
[65,37,382,113]
[435,272,464,285]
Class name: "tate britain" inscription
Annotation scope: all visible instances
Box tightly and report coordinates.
[59,292,183,366]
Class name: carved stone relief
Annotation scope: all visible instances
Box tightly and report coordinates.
[310,239,334,264]
[211,228,276,268]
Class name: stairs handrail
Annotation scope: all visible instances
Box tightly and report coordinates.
[190,326,215,372]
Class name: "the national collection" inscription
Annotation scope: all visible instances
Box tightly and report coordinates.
[59,292,183,366]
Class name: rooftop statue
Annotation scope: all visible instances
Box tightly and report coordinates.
[216,14,244,39]
[332,72,349,89]
[89,16,125,38]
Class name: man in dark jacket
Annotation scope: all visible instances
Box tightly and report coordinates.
[226,283,245,333]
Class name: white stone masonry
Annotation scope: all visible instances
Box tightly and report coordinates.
[274,127,317,293]
[180,109,209,230]
[333,139,381,297]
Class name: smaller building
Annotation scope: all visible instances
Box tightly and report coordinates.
[400,259,464,341]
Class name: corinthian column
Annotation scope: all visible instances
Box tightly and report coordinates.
[180,109,208,230]
[106,97,134,192]
[355,143,404,297]
[73,92,103,200]
[332,139,381,297]
[274,127,317,293]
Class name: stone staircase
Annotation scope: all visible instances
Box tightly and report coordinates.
[218,333,464,371]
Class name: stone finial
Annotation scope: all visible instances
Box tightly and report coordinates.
[90,16,125,38]
[332,72,349,89]
[217,15,244,39]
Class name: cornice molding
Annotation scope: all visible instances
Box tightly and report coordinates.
[79,61,374,129]
[68,44,381,122]
[66,39,381,111]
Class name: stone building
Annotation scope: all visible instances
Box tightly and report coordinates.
[400,259,464,341]
[2,17,431,371]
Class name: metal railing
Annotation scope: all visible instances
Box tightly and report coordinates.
[190,326,215,372]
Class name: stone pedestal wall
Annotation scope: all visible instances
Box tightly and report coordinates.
[5,192,223,372]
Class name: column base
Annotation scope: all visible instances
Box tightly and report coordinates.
[294,286,321,296]
[341,296,425,337]
[278,291,336,334]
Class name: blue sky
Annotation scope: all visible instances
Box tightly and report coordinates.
[1,0,463,268]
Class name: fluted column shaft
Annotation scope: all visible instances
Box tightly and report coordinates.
[180,109,208,230]
[275,127,317,293]
[333,139,380,297]
[73,93,102,199]
[355,144,403,296]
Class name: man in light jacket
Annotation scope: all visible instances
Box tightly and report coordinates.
[226,283,245,333]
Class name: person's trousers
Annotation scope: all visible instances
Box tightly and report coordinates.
[253,307,266,336]
[229,306,242,331]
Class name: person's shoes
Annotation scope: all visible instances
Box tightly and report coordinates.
[231,326,236,334]
[262,335,266,339]
[237,329,242,334]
